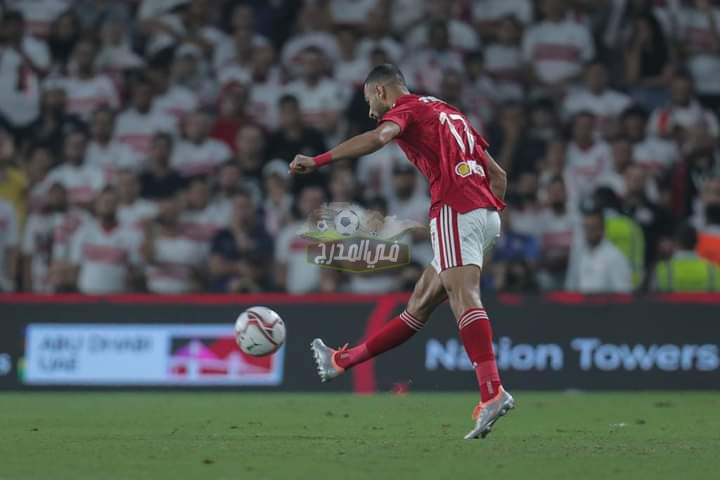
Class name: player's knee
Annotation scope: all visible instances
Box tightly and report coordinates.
[406,297,432,324]
[446,285,481,311]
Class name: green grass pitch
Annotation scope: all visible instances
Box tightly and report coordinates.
[1,392,719,480]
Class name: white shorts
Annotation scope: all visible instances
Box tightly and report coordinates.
[429,205,501,272]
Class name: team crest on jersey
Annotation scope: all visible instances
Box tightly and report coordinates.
[455,160,485,178]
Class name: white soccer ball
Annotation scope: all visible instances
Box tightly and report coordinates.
[234,306,286,357]
[334,208,360,236]
[316,219,330,232]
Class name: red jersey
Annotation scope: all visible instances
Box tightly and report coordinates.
[381,94,505,218]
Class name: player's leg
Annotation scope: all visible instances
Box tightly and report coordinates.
[434,206,514,439]
[311,265,447,381]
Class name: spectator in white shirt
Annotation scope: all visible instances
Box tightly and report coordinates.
[334,25,368,95]
[147,61,198,122]
[562,61,631,136]
[522,0,595,88]
[678,0,720,110]
[67,187,142,294]
[330,0,379,26]
[620,105,679,178]
[24,182,90,292]
[356,8,403,67]
[86,107,142,180]
[262,159,293,238]
[473,0,534,33]
[387,161,432,265]
[402,20,465,95]
[172,111,232,177]
[246,43,283,130]
[45,129,106,208]
[142,194,209,294]
[536,176,576,290]
[2,10,50,75]
[647,72,719,141]
[0,11,44,129]
[406,0,480,53]
[0,197,19,292]
[113,77,177,157]
[482,16,525,102]
[60,38,120,121]
[284,46,348,142]
[214,6,270,71]
[274,185,326,293]
[115,170,158,231]
[171,42,218,108]
[179,176,229,243]
[95,17,144,74]
[212,161,261,219]
[566,208,633,293]
[7,0,69,38]
[564,112,613,207]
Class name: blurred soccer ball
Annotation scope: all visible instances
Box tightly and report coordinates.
[234,306,286,357]
[334,209,360,236]
[316,219,330,232]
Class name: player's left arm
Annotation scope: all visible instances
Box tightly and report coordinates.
[484,150,507,201]
[289,121,401,175]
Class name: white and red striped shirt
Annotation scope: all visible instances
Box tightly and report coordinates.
[7,0,69,37]
[118,199,158,231]
[179,203,231,243]
[679,6,720,95]
[171,139,232,177]
[45,163,107,207]
[145,229,208,294]
[23,208,89,292]
[113,108,178,156]
[564,141,613,205]
[522,19,594,84]
[60,75,120,120]
[152,85,199,122]
[283,78,347,135]
[648,100,719,138]
[69,220,141,294]
[86,140,144,180]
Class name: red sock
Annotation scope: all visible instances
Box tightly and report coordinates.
[457,307,502,402]
[335,310,424,369]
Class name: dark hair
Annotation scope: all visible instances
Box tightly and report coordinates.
[548,175,565,186]
[672,69,694,83]
[573,110,596,122]
[364,63,406,87]
[152,131,173,147]
[676,223,697,250]
[621,104,649,121]
[278,94,300,109]
[592,186,622,212]
[3,10,24,23]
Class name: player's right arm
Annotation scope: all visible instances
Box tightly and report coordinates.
[484,151,507,201]
[289,121,401,175]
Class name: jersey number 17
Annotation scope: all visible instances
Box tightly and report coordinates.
[439,111,485,178]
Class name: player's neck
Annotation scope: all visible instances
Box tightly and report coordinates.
[387,87,410,107]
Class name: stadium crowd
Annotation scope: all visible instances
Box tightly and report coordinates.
[0,0,719,295]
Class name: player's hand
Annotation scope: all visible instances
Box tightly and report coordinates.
[289,155,316,175]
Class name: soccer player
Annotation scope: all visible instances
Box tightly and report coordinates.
[289,64,513,439]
